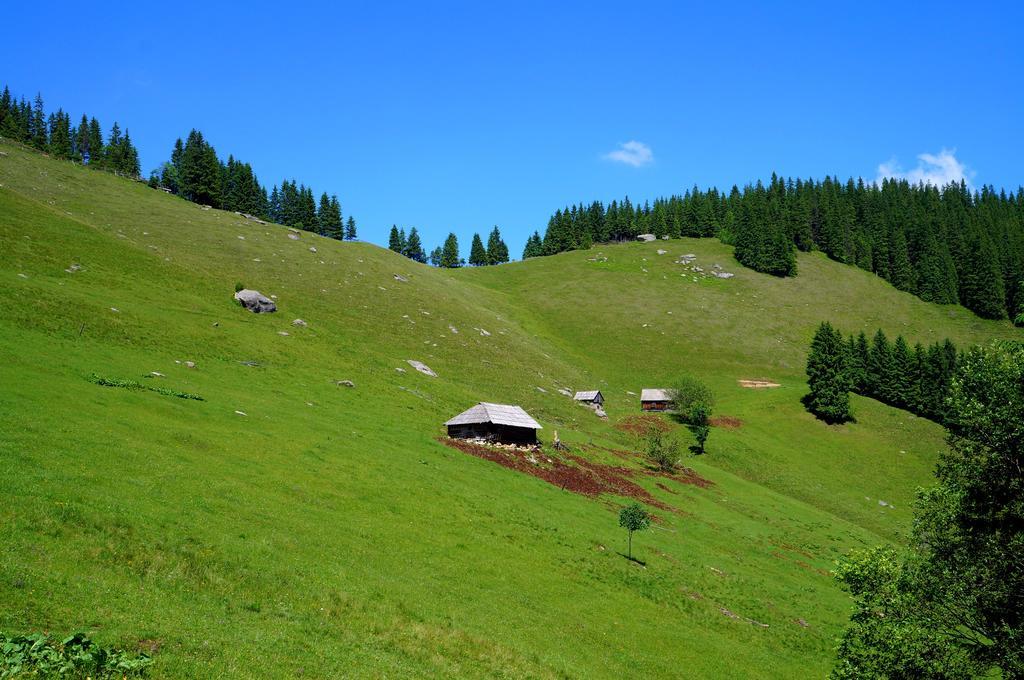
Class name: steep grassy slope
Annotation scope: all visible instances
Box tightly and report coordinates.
[0,140,1016,678]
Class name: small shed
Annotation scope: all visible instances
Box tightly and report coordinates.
[573,390,604,407]
[640,388,673,412]
[445,403,542,444]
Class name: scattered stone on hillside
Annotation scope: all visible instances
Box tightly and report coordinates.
[713,263,722,270]
[795,618,809,628]
[407,360,437,377]
[661,235,669,240]
[237,235,245,240]
[309,246,317,253]
[234,410,247,416]
[637,233,656,242]
[712,271,734,279]
[199,204,212,211]
[253,258,261,262]
[287,233,300,240]
[17,273,28,279]
[626,390,637,396]
[277,331,290,336]
[150,371,165,377]
[693,266,704,272]
[238,360,259,366]
[292,318,307,327]
[65,263,82,273]
[878,499,890,507]
[184,361,196,369]
[396,367,406,373]
[393,273,409,283]
[234,288,277,313]
[656,249,667,255]
[110,307,119,313]
[474,328,491,336]
[594,407,608,418]
[536,386,547,393]
[448,325,459,334]
[336,380,355,388]
[557,387,573,397]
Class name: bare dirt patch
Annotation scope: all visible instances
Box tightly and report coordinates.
[738,379,780,388]
[440,437,691,511]
[614,414,671,437]
[709,416,742,429]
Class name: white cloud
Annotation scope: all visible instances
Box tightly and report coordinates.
[875,148,973,188]
[603,141,653,167]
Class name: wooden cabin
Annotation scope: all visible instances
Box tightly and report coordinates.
[573,390,604,407]
[445,403,542,445]
[640,388,673,412]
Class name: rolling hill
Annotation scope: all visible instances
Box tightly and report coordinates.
[0,139,1017,678]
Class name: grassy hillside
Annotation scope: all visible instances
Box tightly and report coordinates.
[0,140,1016,678]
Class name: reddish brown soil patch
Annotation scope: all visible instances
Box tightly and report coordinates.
[709,416,742,429]
[655,467,714,489]
[614,414,670,437]
[655,482,678,494]
[440,437,675,511]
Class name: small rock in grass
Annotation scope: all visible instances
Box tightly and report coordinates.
[65,263,82,273]
[394,274,409,283]
[150,371,165,377]
[235,410,247,416]
[309,246,317,253]
[288,233,300,240]
[406,360,437,377]
[292,318,307,327]
[336,380,355,388]
[278,331,289,336]
[185,361,196,369]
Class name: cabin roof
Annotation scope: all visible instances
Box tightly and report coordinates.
[445,403,542,430]
[573,390,602,401]
[640,388,672,402]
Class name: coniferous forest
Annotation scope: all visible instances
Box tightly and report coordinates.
[537,174,1024,322]
[0,85,357,241]
[806,321,960,425]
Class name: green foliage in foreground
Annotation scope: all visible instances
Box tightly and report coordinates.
[0,631,152,678]
[88,373,204,401]
[833,341,1024,678]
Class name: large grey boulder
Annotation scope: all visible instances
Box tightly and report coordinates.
[234,289,277,313]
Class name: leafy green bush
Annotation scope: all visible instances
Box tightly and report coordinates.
[235,281,245,292]
[87,373,204,401]
[0,631,153,678]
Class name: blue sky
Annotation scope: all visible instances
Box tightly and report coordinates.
[3,1,1022,258]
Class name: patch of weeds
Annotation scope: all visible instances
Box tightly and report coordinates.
[0,631,154,677]
[87,373,203,401]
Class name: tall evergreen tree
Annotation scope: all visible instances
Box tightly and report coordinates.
[345,216,357,240]
[388,225,405,253]
[404,227,426,262]
[805,322,852,423]
[486,226,509,264]
[440,233,461,268]
[468,233,488,266]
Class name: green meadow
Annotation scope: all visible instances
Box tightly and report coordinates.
[0,140,1017,677]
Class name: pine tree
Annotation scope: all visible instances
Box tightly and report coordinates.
[30,93,46,150]
[317,192,333,237]
[889,335,913,408]
[86,118,103,168]
[429,246,442,266]
[468,233,488,266]
[388,225,405,253]
[345,216,357,240]
[805,322,852,423]
[48,109,72,159]
[404,227,426,262]
[486,226,509,264]
[522,231,543,259]
[440,233,461,268]
[120,129,140,177]
[866,329,892,400]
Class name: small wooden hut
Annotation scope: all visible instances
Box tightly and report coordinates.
[640,388,673,412]
[573,390,604,407]
[445,403,542,444]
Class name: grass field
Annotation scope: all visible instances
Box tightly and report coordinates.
[0,139,1017,677]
